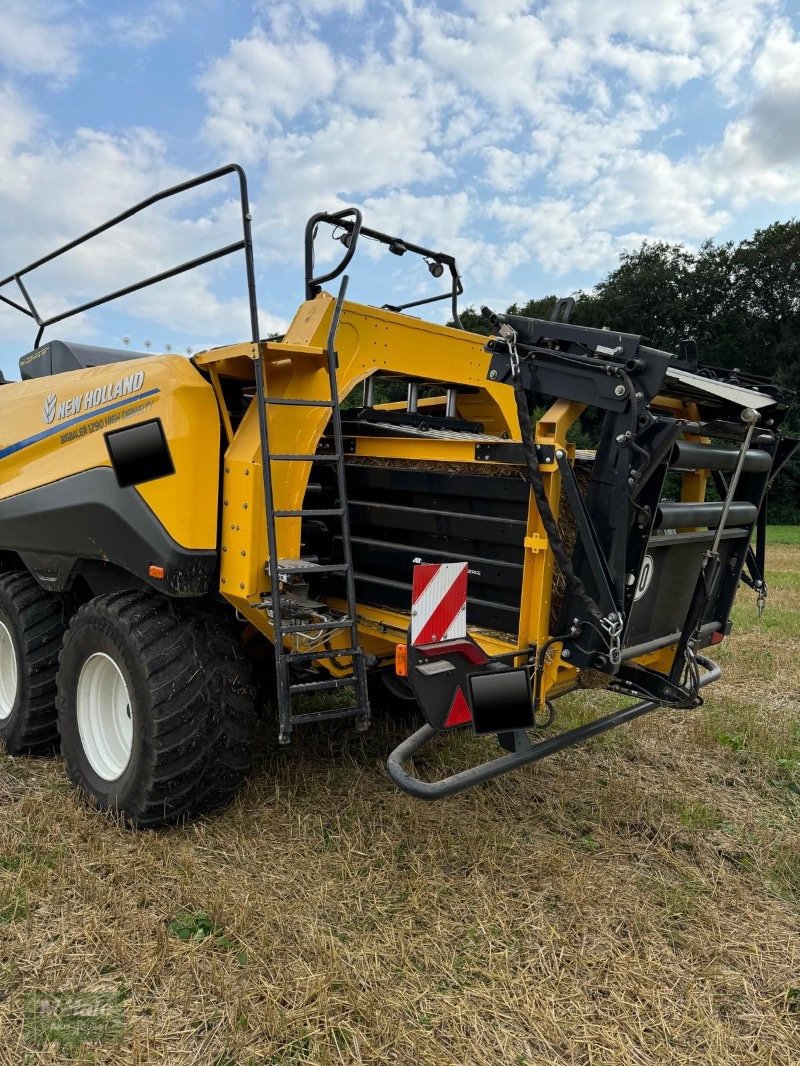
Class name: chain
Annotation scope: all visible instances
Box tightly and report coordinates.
[600,612,624,666]
[755,579,768,617]
[499,322,520,378]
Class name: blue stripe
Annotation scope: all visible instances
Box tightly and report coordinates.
[0,388,161,461]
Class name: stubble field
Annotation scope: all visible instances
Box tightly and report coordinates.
[1,536,798,1065]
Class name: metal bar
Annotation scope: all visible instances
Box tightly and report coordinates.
[0,163,256,349]
[710,414,758,558]
[270,453,341,462]
[281,618,353,634]
[265,397,334,407]
[386,656,721,800]
[0,292,33,317]
[670,441,771,474]
[622,621,720,662]
[326,274,371,730]
[304,209,463,326]
[291,707,364,726]
[555,450,618,615]
[0,162,248,288]
[655,501,757,529]
[33,242,244,345]
[14,275,42,324]
[274,508,344,518]
[305,208,363,299]
[287,648,360,663]
[290,677,355,693]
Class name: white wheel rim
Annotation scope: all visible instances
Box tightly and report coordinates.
[76,653,133,781]
[0,620,18,721]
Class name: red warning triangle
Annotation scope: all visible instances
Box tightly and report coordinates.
[444,686,472,728]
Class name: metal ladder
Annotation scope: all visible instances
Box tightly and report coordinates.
[253,276,370,744]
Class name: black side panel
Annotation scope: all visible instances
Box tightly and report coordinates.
[317,464,528,634]
[0,468,216,596]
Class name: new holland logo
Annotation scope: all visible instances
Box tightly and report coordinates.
[41,371,146,425]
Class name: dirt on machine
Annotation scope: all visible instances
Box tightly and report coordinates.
[0,164,796,826]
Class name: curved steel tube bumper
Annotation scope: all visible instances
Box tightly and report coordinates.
[387,656,721,800]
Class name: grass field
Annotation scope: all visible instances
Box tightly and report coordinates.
[1,544,798,1065]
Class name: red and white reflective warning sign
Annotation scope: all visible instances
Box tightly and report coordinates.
[411,562,468,646]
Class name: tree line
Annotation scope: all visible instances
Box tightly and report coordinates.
[458,220,800,523]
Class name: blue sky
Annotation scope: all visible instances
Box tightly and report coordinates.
[0,0,799,379]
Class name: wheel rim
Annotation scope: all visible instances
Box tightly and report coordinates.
[0,620,18,721]
[76,653,133,781]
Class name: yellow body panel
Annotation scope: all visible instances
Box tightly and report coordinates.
[0,355,220,550]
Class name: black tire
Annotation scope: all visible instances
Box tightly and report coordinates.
[56,591,257,828]
[0,571,69,755]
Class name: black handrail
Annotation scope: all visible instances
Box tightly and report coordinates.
[387,655,722,800]
[304,210,464,329]
[0,163,262,353]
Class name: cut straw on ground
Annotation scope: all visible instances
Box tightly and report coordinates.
[0,547,798,1065]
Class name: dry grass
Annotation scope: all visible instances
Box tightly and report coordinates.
[1,553,799,1065]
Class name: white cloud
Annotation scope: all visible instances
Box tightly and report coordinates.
[199,35,338,160]
[108,0,192,49]
[188,0,800,315]
[0,0,83,83]
[3,0,800,371]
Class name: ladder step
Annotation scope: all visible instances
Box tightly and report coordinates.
[291,706,365,727]
[281,618,353,634]
[286,647,361,663]
[274,508,344,518]
[290,676,356,695]
[276,558,350,575]
[265,397,334,408]
[270,454,342,462]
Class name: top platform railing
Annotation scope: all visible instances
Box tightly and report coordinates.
[0,163,262,352]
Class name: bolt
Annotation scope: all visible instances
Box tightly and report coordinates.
[239,583,245,590]
[222,546,227,553]
[243,503,248,509]
[614,384,626,397]
[241,550,246,556]
[489,369,498,380]
[561,649,571,659]
[225,466,230,473]
[616,433,626,444]
[245,468,250,476]
[626,573,635,586]
[224,499,228,506]
[555,450,564,459]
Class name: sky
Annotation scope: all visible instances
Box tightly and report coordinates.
[0,0,799,379]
